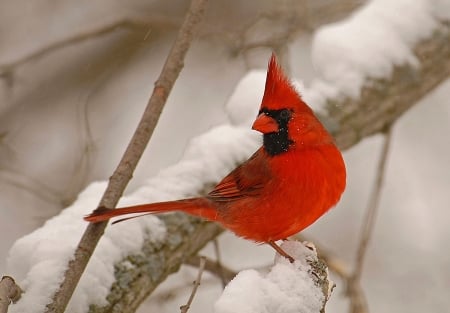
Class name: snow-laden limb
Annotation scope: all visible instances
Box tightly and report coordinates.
[6,125,259,313]
[310,0,439,101]
[325,22,450,150]
[214,241,333,313]
[6,182,167,313]
[304,0,450,149]
[0,276,22,313]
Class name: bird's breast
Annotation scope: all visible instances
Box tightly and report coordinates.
[219,144,346,242]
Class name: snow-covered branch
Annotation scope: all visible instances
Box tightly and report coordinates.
[89,215,222,313]
[214,242,333,313]
[329,22,450,150]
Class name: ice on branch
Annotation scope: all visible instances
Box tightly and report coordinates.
[214,241,333,313]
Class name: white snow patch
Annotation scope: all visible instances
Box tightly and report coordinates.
[214,241,325,313]
[6,182,166,313]
[309,0,440,102]
[225,70,266,127]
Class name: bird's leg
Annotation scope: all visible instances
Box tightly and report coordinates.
[267,240,294,263]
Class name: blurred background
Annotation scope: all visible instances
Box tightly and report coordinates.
[0,0,449,312]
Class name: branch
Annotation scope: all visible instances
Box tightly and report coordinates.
[87,22,450,310]
[89,215,222,313]
[346,128,393,313]
[329,22,450,149]
[216,0,364,60]
[180,256,206,313]
[185,255,237,285]
[0,276,22,313]
[353,128,392,281]
[0,0,363,83]
[44,1,209,312]
[0,16,180,78]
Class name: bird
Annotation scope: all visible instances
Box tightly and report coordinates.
[85,54,346,261]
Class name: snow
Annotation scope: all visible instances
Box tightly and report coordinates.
[309,0,440,102]
[6,182,164,313]
[226,70,266,127]
[214,241,325,313]
[6,123,259,313]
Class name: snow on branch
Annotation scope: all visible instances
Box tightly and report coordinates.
[214,242,333,313]
[306,0,450,149]
[328,22,450,150]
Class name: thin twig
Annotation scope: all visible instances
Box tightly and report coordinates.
[213,239,228,287]
[180,256,206,313]
[353,128,393,280]
[0,16,180,77]
[349,127,393,313]
[0,276,22,313]
[44,1,209,312]
[185,255,237,285]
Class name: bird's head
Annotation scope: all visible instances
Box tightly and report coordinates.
[252,54,331,156]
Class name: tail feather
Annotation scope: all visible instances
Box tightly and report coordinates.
[84,198,218,223]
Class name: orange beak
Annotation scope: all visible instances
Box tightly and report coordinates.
[252,113,279,134]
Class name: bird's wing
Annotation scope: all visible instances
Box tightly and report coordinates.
[208,148,271,201]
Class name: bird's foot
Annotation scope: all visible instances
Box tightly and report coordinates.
[267,240,295,263]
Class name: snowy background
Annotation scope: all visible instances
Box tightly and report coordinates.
[0,0,449,312]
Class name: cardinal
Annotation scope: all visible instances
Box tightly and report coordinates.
[85,54,346,261]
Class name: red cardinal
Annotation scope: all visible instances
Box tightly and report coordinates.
[85,54,346,261]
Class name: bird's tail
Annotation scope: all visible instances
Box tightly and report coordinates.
[84,198,218,224]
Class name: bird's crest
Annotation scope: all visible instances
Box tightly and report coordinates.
[261,54,312,114]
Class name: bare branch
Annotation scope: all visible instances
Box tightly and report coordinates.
[204,0,364,57]
[180,256,206,313]
[0,16,180,78]
[0,276,22,313]
[346,128,393,313]
[44,1,209,312]
[212,239,229,288]
[0,0,363,83]
[353,128,392,281]
[185,255,237,285]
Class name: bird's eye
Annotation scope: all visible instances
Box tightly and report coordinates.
[279,109,291,120]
